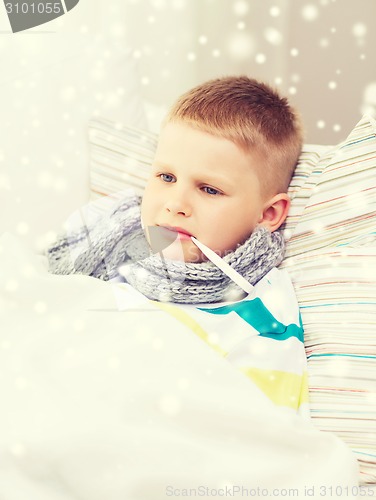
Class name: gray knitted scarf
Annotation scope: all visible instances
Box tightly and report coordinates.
[46,194,286,304]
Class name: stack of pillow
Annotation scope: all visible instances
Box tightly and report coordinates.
[88,114,376,485]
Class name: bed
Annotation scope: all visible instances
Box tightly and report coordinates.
[1,113,375,499]
[87,112,376,488]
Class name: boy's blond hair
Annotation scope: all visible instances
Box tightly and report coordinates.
[165,75,303,197]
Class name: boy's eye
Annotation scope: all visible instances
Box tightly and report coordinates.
[159,173,175,183]
[202,186,221,196]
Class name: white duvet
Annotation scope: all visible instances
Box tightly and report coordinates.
[0,232,360,499]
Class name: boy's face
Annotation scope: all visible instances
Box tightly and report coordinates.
[141,121,274,262]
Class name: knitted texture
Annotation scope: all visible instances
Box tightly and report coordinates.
[46,194,286,304]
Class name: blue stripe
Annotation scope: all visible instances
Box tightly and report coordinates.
[308,353,376,359]
[343,134,375,148]
[354,451,376,458]
[199,298,304,342]
[301,302,376,309]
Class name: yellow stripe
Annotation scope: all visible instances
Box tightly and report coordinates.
[152,301,228,356]
[240,367,309,409]
[152,301,309,410]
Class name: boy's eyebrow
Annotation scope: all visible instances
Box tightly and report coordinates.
[152,160,234,187]
[152,160,172,169]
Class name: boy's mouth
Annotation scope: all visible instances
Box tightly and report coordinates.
[158,225,193,240]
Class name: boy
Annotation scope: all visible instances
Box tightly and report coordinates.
[47,75,303,304]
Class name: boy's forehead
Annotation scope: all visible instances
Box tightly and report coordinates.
[157,121,245,157]
[156,121,263,172]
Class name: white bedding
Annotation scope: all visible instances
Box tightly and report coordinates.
[0,232,361,499]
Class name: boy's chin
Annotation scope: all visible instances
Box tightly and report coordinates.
[159,241,205,263]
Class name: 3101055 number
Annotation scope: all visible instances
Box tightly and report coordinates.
[5,2,63,14]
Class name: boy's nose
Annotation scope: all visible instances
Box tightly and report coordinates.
[164,195,192,216]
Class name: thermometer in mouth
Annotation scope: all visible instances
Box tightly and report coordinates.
[190,236,255,296]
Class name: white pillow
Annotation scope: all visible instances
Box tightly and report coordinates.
[281,114,376,484]
[0,34,147,251]
[283,115,376,254]
[281,247,376,484]
[89,116,157,200]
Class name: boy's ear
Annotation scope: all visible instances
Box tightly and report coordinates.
[258,193,290,232]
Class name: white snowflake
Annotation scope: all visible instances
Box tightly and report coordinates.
[108,357,121,370]
[291,73,301,83]
[158,394,181,417]
[352,23,367,38]
[346,192,368,211]
[150,0,167,10]
[232,0,249,17]
[1,340,11,350]
[177,378,190,390]
[37,171,52,188]
[264,27,283,46]
[0,173,11,190]
[361,82,376,115]
[34,231,58,253]
[22,265,36,278]
[207,331,219,346]
[53,177,67,192]
[152,337,164,351]
[326,357,350,377]
[226,32,255,61]
[73,319,86,332]
[255,53,266,64]
[290,48,299,57]
[14,80,24,89]
[60,85,77,102]
[16,222,29,235]
[9,443,27,457]
[110,22,126,38]
[158,290,172,302]
[5,279,19,292]
[269,6,280,17]
[171,0,187,10]
[49,315,64,331]
[187,52,196,62]
[34,301,47,314]
[301,4,319,21]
